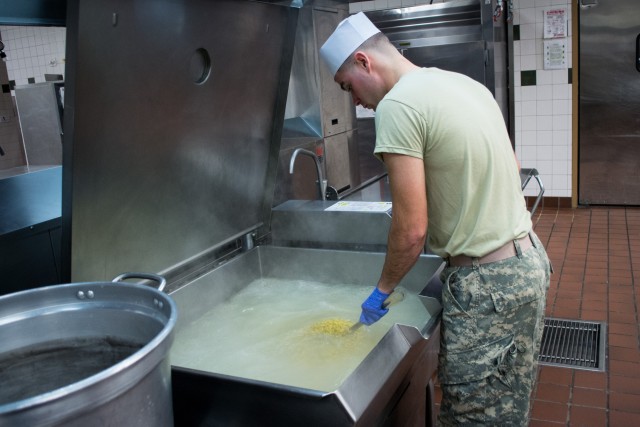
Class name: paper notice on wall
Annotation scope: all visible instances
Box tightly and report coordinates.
[543,7,567,39]
[544,39,567,69]
[325,201,392,213]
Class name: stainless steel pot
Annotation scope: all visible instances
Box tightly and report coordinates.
[0,273,177,427]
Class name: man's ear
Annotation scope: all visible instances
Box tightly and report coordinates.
[353,51,369,70]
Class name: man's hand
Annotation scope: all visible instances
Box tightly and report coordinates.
[359,287,391,325]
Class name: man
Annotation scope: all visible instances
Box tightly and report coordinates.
[320,12,551,426]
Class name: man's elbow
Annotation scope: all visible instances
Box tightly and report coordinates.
[406,228,427,254]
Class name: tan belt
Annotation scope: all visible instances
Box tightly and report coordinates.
[448,234,533,267]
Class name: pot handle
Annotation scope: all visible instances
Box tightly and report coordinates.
[112,272,167,292]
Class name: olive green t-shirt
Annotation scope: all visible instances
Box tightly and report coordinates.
[374,68,531,258]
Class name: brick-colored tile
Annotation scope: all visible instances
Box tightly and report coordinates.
[609,312,636,324]
[608,334,639,349]
[610,392,640,413]
[608,284,633,294]
[573,370,607,390]
[609,301,636,313]
[535,383,570,403]
[557,281,583,292]
[568,406,607,427]
[539,366,573,385]
[531,400,567,423]
[609,292,632,302]
[609,361,640,378]
[581,299,607,311]
[608,322,638,336]
[571,387,607,408]
[580,310,607,322]
[555,296,580,309]
[608,346,640,363]
[610,374,640,395]
[551,306,581,319]
[610,411,640,426]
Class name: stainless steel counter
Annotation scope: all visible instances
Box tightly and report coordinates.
[0,166,62,295]
[0,166,61,237]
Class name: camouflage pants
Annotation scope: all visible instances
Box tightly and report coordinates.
[437,232,551,426]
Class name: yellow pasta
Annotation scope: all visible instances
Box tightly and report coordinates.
[308,318,353,336]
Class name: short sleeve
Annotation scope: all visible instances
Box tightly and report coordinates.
[373,99,428,162]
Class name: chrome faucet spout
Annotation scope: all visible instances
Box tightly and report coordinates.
[289,148,326,201]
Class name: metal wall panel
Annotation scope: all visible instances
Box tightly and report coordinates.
[324,131,353,193]
[579,0,640,205]
[65,0,297,280]
[315,7,357,137]
[283,5,323,138]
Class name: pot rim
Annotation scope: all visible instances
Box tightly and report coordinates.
[0,281,178,416]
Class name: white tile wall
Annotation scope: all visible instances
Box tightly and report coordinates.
[350,0,574,199]
[0,26,66,87]
[512,0,572,198]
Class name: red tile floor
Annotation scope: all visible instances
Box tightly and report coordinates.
[434,207,640,426]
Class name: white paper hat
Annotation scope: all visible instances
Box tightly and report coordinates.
[319,12,381,77]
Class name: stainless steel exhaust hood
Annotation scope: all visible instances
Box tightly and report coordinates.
[64,0,298,282]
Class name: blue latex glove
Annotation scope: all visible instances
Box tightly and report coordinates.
[359,287,391,325]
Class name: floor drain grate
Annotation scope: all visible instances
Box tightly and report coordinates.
[538,318,606,371]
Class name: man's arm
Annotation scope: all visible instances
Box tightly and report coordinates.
[376,153,428,294]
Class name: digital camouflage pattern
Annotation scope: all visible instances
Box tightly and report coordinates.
[437,232,551,426]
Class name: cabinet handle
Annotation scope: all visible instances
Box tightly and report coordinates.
[637,33,640,72]
[580,0,598,8]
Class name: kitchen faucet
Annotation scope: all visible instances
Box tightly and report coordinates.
[289,148,327,201]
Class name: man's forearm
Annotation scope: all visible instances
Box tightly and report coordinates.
[375,153,428,295]
[376,217,426,294]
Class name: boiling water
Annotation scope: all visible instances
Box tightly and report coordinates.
[171,278,430,392]
[0,337,142,404]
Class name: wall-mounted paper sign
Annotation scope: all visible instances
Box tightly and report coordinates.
[544,39,567,69]
[543,7,567,39]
